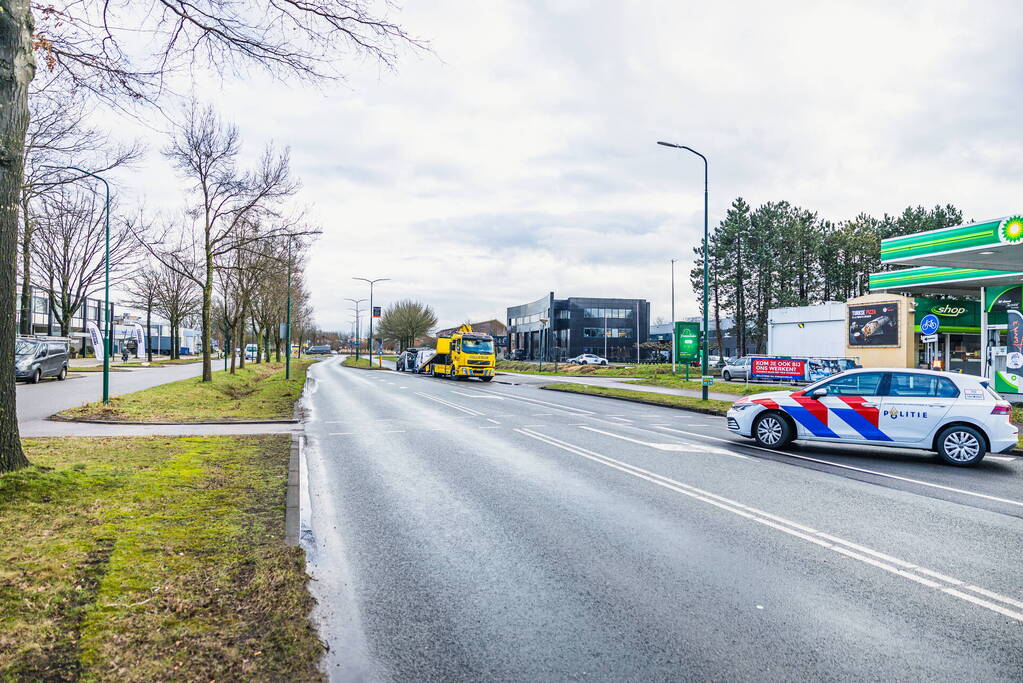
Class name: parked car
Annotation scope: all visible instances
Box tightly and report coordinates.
[566,353,608,365]
[395,348,419,372]
[509,349,527,361]
[727,368,1018,466]
[244,343,257,360]
[721,356,754,381]
[306,345,332,355]
[15,338,69,383]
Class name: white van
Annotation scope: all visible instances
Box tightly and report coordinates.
[244,343,258,360]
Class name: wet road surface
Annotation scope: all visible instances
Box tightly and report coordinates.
[302,358,1023,681]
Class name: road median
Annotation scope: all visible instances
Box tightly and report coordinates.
[341,356,388,370]
[56,360,314,423]
[541,382,732,416]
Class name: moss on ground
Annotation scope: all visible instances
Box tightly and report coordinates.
[61,360,314,422]
[0,436,323,681]
[541,383,733,415]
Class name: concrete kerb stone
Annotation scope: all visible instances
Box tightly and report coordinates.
[285,434,301,546]
[48,413,299,425]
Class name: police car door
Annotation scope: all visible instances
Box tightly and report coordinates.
[807,371,890,442]
[879,372,957,445]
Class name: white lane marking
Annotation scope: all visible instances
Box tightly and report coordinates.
[400,386,408,389]
[653,426,1023,509]
[516,428,1023,622]
[328,432,354,435]
[608,416,633,422]
[579,425,750,460]
[988,456,1015,462]
[451,390,503,399]
[472,388,595,415]
[380,429,406,433]
[414,391,485,416]
[533,413,553,417]
[479,425,501,429]
[486,418,501,425]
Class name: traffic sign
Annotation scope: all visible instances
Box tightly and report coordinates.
[372,306,381,318]
[920,313,940,336]
[921,334,939,343]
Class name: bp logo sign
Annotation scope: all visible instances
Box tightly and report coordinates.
[999,215,1023,245]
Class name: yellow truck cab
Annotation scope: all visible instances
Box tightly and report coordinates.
[431,325,496,381]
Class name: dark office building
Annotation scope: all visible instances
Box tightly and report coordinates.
[507,293,650,362]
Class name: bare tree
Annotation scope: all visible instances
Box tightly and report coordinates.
[19,77,141,334]
[30,184,138,336]
[154,260,200,360]
[123,262,162,362]
[1,0,424,470]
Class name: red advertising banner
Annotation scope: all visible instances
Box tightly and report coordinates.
[751,357,806,378]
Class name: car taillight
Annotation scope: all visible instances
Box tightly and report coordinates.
[991,403,1011,416]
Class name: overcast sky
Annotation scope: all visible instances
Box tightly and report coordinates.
[109,0,1023,332]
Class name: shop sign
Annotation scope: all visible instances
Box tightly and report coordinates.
[985,285,1022,313]
[996,309,1023,394]
[849,302,899,346]
[913,297,979,332]
[674,321,700,362]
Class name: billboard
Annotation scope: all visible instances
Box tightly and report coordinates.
[750,357,806,380]
[674,321,700,362]
[372,306,381,318]
[848,302,899,346]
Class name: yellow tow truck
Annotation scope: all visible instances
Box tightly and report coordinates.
[425,324,496,381]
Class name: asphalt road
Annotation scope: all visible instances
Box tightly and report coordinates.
[16,361,205,424]
[303,358,1023,681]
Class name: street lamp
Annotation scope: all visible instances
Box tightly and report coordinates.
[54,166,111,403]
[285,239,293,379]
[657,141,709,400]
[671,258,678,375]
[539,318,548,373]
[344,298,366,360]
[353,277,389,367]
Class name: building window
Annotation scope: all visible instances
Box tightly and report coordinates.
[583,307,634,319]
[556,310,571,319]
[33,296,48,314]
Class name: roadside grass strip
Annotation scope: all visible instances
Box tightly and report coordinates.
[628,376,796,396]
[516,428,1023,623]
[0,436,323,680]
[59,360,313,422]
[341,357,387,370]
[541,383,733,416]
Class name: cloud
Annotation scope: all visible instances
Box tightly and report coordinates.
[102,0,1023,330]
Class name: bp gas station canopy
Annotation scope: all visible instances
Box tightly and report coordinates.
[869,214,1023,394]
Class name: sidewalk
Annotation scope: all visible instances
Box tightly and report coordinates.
[494,372,740,402]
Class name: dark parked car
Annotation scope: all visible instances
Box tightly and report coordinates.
[306,345,333,355]
[509,349,527,361]
[15,338,69,383]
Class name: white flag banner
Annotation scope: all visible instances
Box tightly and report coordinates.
[86,321,104,360]
[133,323,145,357]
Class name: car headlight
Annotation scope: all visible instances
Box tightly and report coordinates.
[730,402,755,411]
[16,358,33,370]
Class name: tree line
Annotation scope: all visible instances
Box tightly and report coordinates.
[0,1,424,473]
[690,199,963,355]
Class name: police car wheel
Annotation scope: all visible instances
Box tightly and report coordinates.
[936,425,986,466]
[753,412,792,449]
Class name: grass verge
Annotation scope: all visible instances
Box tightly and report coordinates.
[629,376,797,396]
[0,435,323,681]
[341,357,386,370]
[60,360,313,422]
[496,360,724,378]
[541,383,732,415]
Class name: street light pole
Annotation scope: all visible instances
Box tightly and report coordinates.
[635,301,640,364]
[285,239,293,379]
[657,141,710,400]
[66,166,111,404]
[671,258,677,375]
[354,277,390,367]
[344,298,366,360]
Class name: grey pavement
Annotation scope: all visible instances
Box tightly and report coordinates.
[17,359,301,437]
[302,359,1023,681]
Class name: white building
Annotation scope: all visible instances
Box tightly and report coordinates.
[767,302,847,358]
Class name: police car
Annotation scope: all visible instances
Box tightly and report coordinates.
[726,368,1018,466]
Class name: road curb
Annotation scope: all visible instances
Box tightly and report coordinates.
[539,385,728,418]
[48,413,300,425]
[285,433,301,546]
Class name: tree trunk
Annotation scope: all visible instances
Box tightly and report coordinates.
[146,305,152,362]
[0,0,35,473]
[199,252,213,380]
[18,193,30,334]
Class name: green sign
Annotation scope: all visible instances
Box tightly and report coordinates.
[674,321,700,362]
[913,297,981,333]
